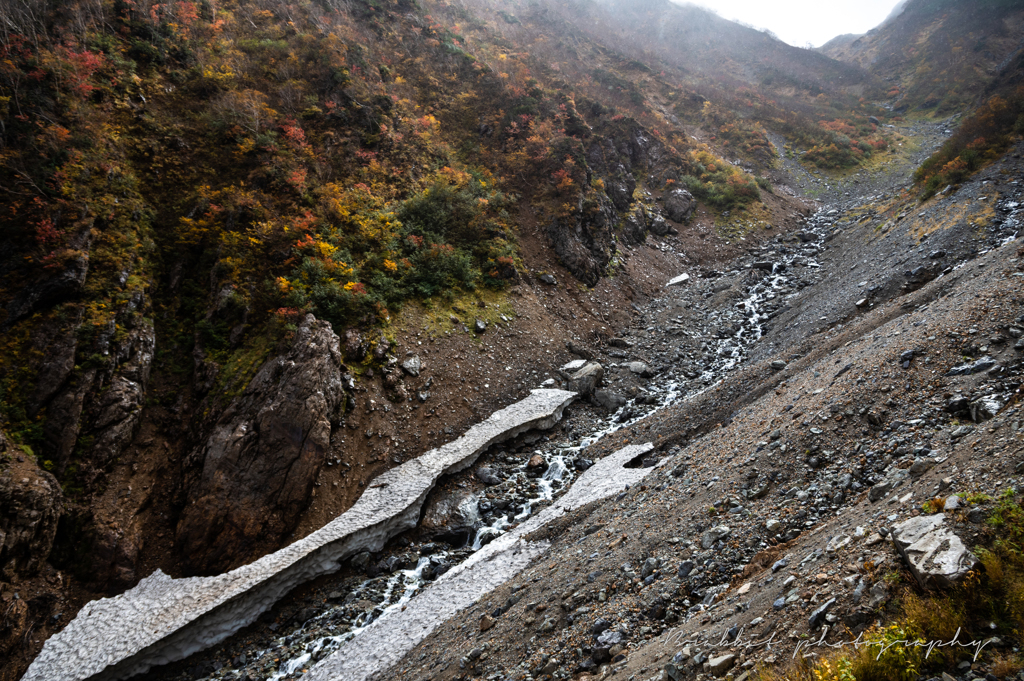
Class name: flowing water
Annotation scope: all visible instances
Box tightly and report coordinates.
[183,216,834,681]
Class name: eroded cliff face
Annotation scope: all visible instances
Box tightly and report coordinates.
[547,122,696,285]
[0,431,63,678]
[0,433,63,580]
[176,315,348,574]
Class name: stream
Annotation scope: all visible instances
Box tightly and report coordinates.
[173,211,835,681]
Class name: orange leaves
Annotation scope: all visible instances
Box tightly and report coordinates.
[551,167,573,193]
[436,165,472,187]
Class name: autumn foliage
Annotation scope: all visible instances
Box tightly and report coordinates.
[915,89,1024,198]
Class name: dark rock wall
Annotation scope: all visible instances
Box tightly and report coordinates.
[176,315,347,574]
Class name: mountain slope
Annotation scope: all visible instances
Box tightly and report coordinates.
[820,0,1024,113]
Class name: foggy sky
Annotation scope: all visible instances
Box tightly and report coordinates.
[684,0,902,47]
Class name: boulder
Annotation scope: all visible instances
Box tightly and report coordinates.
[649,212,670,236]
[475,467,502,486]
[706,653,735,676]
[663,188,695,223]
[421,490,480,534]
[568,362,604,396]
[701,525,731,549]
[628,362,654,378]
[593,390,627,411]
[891,514,979,589]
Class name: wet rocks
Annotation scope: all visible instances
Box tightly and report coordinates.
[421,490,480,536]
[891,514,979,590]
[475,467,502,486]
[945,356,996,376]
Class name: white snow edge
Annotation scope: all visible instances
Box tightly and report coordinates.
[24,389,577,681]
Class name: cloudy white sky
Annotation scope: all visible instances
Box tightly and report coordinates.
[685,0,902,48]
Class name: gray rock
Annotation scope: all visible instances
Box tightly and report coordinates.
[891,514,979,589]
[474,319,487,334]
[593,390,627,411]
[538,273,556,285]
[865,581,888,609]
[706,653,736,676]
[869,481,894,501]
[970,394,1005,421]
[400,356,421,376]
[663,188,695,223]
[597,629,625,646]
[475,467,502,486]
[421,491,480,533]
[607,338,633,349]
[945,356,996,376]
[701,525,731,549]
[950,424,974,438]
[808,598,835,630]
[568,362,605,397]
[943,496,962,511]
[629,362,654,378]
[909,457,936,478]
[677,560,694,578]
[649,212,670,236]
[770,360,787,371]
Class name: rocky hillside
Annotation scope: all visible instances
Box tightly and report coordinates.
[2,0,1024,680]
[820,0,1024,114]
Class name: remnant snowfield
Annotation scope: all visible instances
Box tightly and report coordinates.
[305,442,659,681]
[23,390,576,681]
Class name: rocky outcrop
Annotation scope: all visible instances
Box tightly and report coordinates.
[2,253,89,332]
[546,196,617,287]
[177,314,347,574]
[0,446,62,577]
[0,433,63,579]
